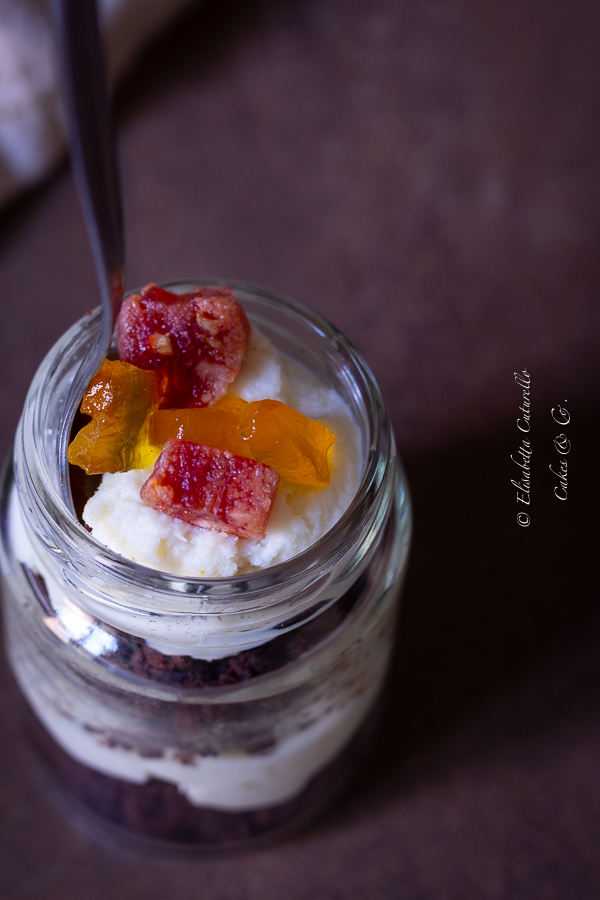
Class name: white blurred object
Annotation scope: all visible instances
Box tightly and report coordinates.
[0,0,196,209]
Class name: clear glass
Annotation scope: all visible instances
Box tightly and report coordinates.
[0,280,411,851]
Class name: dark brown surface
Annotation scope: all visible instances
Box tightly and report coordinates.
[102,565,367,690]
[0,0,599,896]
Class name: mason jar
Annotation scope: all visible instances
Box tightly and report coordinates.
[0,280,411,851]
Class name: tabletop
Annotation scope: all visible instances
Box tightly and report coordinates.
[1,0,599,897]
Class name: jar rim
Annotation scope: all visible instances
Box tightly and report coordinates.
[15,279,396,609]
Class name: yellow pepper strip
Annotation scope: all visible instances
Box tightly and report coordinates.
[67,359,163,474]
[240,399,335,488]
[148,398,250,460]
[148,397,335,488]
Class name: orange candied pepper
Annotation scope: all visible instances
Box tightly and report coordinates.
[240,399,334,487]
[148,397,335,488]
[148,396,250,460]
[67,359,163,474]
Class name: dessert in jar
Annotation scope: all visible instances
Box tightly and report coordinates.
[0,279,411,850]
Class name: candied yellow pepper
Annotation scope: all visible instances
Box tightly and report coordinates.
[148,397,250,460]
[67,359,162,474]
[148,397,335,488]
[240,399,334,487]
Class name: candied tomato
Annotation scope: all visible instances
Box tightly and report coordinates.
[117,284,250,409]
[67,359,163,474]
[148,397,335,487]
[141,439,279,540]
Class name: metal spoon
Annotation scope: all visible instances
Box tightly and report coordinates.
[52,0,125,511]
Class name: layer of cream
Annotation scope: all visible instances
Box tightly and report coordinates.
[17,658,379,811]
[83,327,362,578]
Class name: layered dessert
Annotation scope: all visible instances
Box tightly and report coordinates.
[1,281,408,848]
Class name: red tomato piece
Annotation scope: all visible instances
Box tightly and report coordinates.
[140,439,280,540]
[117,284,250,409]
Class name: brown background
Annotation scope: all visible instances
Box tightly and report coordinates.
[1,0,599,896]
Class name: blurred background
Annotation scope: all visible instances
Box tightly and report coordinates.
[0,0,599,896]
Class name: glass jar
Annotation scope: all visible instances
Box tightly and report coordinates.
[0,280,411,851]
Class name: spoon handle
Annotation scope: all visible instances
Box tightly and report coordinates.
[53,0,125,331]
[52,0,125,508]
